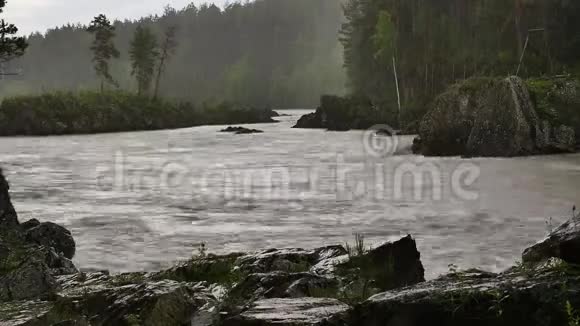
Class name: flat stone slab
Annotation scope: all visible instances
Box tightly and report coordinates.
[224,297,349,325]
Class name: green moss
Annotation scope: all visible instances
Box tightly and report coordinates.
[0,238,41,275]
[124,314,141,326]
[526,78,559,122]
[153,254,244,287]
[111,272,147,286]
[458,77,497,94]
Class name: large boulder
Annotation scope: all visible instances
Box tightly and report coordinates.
[25,222,76,259]
[522,216,580,264]
[0,260,58,302]
[0,169,19,228]
[336,235,425,292]
[54,272,221,326]
[328,263,580,326]
[414,76,576,157]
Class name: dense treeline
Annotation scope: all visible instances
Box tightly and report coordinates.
[0,91,276,136]
[341,0,580,127]
[2,1,346,108]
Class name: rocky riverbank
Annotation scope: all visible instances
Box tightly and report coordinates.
[2,169,580,325]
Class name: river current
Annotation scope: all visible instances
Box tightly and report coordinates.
[1,110,579,278]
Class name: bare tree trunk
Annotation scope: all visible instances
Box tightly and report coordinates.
[393,56,402,128]
[153,55,166,100]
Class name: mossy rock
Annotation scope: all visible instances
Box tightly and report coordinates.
[526,76,580,135]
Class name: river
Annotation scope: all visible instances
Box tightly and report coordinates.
[1,110,579,278]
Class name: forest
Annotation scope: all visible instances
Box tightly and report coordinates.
[1,0,346,109]
[340,0,580,127]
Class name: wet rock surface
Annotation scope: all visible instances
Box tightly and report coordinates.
[0,169,19,228]
[25,222,76,259]
[223,298,349,326]
[220,126,264,134]
[414,76,576,157]
[523,216,580,264]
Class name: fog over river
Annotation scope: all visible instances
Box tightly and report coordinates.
[1,110,579,278]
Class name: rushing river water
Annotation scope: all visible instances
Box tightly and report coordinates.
[1,110,580,278]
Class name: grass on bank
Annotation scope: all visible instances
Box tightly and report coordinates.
[0,91,274,136]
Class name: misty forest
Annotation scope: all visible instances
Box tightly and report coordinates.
[2,1,346,108]
[2,0,580,325]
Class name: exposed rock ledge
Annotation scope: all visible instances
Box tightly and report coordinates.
[2,169,580,325]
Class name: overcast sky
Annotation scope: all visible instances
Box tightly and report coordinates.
[3,0,226,35]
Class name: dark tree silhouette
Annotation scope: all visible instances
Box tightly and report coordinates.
[153,25,177,100]
[130,25,158,96]
[0,0,27,65]
[87,14,120,92]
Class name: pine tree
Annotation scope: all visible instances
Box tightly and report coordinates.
[129,25,158,96]
[153,26,177,100]
[0,0,27,64]
[87,14,120,92]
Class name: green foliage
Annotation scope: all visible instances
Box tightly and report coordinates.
[87,14,120,91]
[567,301,580,326]
[526,76,580,133]
[372,11,395,62]
[0,1,27,64]
[526,78,559,122]
[345,233,367,258]
[0,91,275,136]
[341,0,580,129]
[130,25,158,96]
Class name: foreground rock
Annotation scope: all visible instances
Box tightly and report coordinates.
[522,216,580,264]
[220,126,264,134]
[0,169,18,227]
[25,222,76,259]
[330,262,580,326]
[223,298,349,326]
[413,76,576,157]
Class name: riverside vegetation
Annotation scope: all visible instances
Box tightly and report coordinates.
[2,169,580,325]
[294,0,580,155]
[0,91,276,136]
[0,9,277,136]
